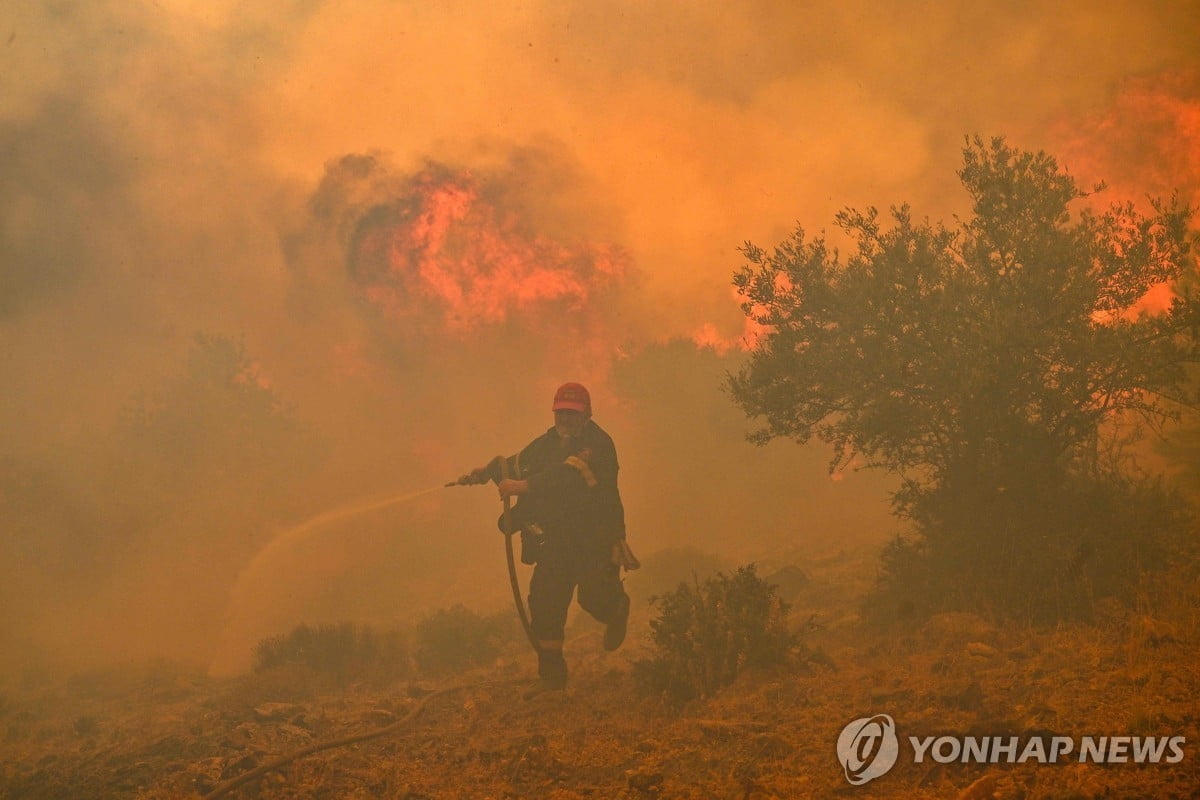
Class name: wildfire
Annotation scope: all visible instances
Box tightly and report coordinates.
[1052,68,1200,319]
[1054,69,1200,208]
[688,316,767,355]
[345,163,629,336]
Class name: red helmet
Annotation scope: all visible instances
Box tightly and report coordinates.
[552,382,591,415]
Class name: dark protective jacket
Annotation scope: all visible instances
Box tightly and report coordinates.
[493,420,626,559]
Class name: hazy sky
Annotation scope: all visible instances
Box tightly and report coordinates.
[2,0,1197,673]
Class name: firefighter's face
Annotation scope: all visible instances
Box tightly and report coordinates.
[554,409,588,440]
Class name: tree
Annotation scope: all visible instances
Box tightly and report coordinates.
[729,137,1200,620]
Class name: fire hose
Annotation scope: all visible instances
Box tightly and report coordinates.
[199,461,638,797]
[446,456,540,653]
[446,455,640,651]
[200,683,469,800]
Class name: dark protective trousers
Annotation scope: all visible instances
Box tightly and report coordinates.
[527,553,626,643]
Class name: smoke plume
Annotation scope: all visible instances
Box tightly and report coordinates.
[2,0,1197,676]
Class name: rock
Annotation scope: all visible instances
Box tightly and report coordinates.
[278,723,313,740]
[626,769,664,794]
[253,702,301,722]
[966,642,998,658]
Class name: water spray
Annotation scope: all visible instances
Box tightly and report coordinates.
[228,484,446,598]
[209,484,447,675]
[199,466,542,797]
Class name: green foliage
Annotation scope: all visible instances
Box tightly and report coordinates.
[635,565,796,702]
[253,622,409,687]
[730,136,1200,621]
[413,605,518,676]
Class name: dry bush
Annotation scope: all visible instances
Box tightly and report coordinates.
[870,473,1194,625]
[413,605,519,676]
[252,622,409,687]
[634,565,797,702]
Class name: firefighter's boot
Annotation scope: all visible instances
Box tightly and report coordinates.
[524,645,567,698]
[603,592,630,652]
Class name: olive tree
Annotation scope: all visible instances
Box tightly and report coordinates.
[729,137,1199,620]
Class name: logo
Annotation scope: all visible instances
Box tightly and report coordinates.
[836,712,1186,786]
[837,714,899,785]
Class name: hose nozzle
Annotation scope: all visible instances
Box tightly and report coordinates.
[447,456,504,487]
[446,470,489,487]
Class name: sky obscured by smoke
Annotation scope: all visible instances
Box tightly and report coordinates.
[2,0,1198,675]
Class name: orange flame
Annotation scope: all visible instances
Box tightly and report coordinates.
[1052,68,1200,318]
[347,166,628,335]
[1055,68,1200,210]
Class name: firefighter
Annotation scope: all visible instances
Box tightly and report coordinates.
[462,383,637,695]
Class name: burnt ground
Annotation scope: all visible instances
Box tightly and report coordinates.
[2,548,1199,800]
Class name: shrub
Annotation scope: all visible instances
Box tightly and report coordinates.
[414,605,518,675]
[252,622,409,686]
[634,565,796,702]
[870,471,1194,624]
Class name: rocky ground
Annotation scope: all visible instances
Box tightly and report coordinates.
[2,548,1198,799]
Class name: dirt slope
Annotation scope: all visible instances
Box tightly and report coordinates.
[2,552,1198,799]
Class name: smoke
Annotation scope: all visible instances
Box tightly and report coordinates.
[2,0,1198,676]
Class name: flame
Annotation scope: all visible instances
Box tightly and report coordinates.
[1051,68,1200,320]
[688,316,767,355]
[1054,68,1200,210]
[345,165,628,336]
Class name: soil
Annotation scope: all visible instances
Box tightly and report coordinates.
[2,548,1198,799]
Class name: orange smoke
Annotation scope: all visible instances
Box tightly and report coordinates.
[346,164,629,336]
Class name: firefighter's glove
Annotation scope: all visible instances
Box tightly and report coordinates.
[611,539,641,571]
[458,456,505,486]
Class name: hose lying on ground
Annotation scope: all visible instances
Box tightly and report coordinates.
[201,684,471,800]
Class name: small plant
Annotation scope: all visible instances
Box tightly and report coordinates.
[253,622,409,686]
[414,605,518,675]
[635,564,797,702]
